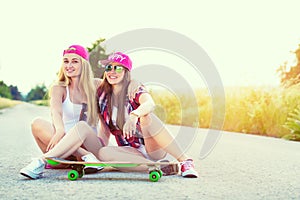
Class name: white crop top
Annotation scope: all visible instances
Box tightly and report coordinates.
[62,86,82,132]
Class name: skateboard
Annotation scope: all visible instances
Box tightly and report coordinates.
[46,157,178,182]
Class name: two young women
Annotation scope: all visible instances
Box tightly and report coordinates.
[20,46,198,179]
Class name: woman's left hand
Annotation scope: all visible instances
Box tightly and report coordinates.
[123,114,138,139]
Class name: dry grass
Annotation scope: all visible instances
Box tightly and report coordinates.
[150,85,300,140]
[0,97,22,110]
[29,100,49,106]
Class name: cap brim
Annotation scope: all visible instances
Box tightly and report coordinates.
[100,59,125,67]
[99,59,111,66]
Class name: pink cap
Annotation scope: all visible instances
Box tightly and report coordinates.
[101,52,132,71]
[63,45,89,60]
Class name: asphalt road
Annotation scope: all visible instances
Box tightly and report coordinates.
[0,103,299,199]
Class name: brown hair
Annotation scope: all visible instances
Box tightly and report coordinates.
[97,69,131,130]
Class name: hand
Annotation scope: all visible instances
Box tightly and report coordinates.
[123,115,138,139]
[46,130,64,152]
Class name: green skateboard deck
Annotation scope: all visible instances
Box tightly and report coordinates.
[46,157,178,182]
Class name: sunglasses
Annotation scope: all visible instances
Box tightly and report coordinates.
[105,65,124,73]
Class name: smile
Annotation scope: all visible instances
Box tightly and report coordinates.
[65,68,75,73]
[108,75,119,79]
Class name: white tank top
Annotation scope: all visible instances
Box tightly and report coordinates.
[62,86,82,132]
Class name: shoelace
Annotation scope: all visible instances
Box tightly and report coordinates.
[29,159,44,172]
[182,160,194,169]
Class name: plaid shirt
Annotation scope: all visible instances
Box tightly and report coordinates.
[98,86,147,148]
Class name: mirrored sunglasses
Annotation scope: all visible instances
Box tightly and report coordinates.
[105,65,124,73]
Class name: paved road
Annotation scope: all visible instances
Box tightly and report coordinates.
[0,103,300,199]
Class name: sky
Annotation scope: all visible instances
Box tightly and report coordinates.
[0,0,300,94]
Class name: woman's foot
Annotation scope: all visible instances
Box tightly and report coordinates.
[20,158,45,179]
[81,153,104,174]
[180,159,198,178]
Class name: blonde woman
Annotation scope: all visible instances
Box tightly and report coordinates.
[20,45,104,179]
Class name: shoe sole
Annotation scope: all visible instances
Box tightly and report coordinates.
[20,169,41,179]
[181,169,198,178]
[20,172,36,179]
[182,174,198,178]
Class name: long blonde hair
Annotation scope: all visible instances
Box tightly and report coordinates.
[50,57,98,127]
[97,69,131,130]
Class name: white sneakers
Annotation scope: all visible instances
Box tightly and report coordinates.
[81,153,104,174]
[20,154,198,179]
[20,153,103,179]
[20,158,45,179]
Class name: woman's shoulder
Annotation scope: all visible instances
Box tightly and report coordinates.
[94,78,102,88]
[51,84,66,91]
[50,84,67,98]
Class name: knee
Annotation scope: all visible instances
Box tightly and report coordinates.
[98,147,113,161]
[140,113,165,135]
[76,120,89,128]
[31,117,44,134]
[74,121,93,136]
[140,113,163,127]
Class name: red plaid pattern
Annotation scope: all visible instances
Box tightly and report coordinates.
[98,86,147,148]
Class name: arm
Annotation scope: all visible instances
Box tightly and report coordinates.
[46,85,66,151]
[123,93,156,138]
[130,93,155,117]
[127,79,142,100]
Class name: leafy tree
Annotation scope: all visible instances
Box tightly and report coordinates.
[87,38,108,78]
[26,84,48,101]
[278,44,300,141]
[0,80,12,99]
[277,44,300,87]
[9,85,23,100]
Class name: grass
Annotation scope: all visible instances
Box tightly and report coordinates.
[0,98,49,111]
[150,85,300,141]
[29,99,49,106]
[0,97,22,110]
[1,85,299,141]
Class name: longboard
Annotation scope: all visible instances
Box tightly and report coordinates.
[46,157,178,182]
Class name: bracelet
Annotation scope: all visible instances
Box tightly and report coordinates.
[130,110,140,118]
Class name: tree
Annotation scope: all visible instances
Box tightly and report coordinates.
[9,85,23,100]
[277,44,300,87]
[87,38,108,79]
[0,81,12,99]
[26,84,48,101]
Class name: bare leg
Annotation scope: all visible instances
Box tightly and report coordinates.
[32,117,91,159]
[31,117,54,153]
[43,121,103,160]
[141,113,188,162]
[99,146,152,172]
